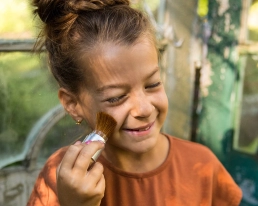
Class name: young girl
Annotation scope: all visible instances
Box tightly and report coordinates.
[28,0,242,205]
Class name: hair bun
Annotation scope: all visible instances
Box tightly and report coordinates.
[33,0,67,23]
[33,0,130,23]
[68,0,130,13]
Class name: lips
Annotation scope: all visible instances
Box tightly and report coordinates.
[124,122,154,132]
[126,126,150,132]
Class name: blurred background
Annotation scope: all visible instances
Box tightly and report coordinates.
[0,0,257,205]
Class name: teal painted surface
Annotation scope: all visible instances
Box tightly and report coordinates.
[196,0,258,205]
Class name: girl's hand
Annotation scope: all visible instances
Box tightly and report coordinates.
[56,141,105,206]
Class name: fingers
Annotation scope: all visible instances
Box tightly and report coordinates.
[93,163,105,195]
[94,173,105,198]
[59,141,105,174]
[87,162,104,185]
[74,140,81,145]
[84,163,105,198]
[74,141,104,172]
[56,141,105,206]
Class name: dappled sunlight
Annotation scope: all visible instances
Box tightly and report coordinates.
[0,0,35,38]
[248,1,258,30]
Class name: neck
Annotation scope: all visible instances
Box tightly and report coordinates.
[102,134,169,173]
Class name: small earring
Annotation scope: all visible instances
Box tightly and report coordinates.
[75,119,82,125]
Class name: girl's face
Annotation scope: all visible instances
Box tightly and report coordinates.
[76,38,168,154]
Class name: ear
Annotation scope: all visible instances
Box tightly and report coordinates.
[58,88,83,122]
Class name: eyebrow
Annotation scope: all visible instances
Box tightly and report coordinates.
[96,66,160,93]
[146,66,159,80]
[96,83,128,93]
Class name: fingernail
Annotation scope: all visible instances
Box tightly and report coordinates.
[74,141,81,145]
[85,140,92,145]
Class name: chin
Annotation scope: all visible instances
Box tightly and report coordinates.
[121,137,158,154]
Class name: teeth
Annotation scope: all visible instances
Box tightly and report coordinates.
[138,126,150,131]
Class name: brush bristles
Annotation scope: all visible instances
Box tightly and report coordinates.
[95,112,117,140]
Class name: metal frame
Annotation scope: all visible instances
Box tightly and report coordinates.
[0,39,38,52]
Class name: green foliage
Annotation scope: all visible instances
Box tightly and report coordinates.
[0,52,59,155]
[248,1,258,30]
[0,0,37,37]
[131,0,160,13]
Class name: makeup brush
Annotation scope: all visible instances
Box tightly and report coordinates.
[82,112,117,168]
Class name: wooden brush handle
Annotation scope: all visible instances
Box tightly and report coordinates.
[88,148,104,170]
[83,132,106,170]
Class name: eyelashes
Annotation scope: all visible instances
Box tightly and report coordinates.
[105,81,162,105]
[145,81,161,89]
[107,95,126,104]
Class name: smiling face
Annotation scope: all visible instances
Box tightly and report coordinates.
[64,37,168,155]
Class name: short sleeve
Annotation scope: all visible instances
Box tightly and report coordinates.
[27,147,67,206]
[211,155,242,206]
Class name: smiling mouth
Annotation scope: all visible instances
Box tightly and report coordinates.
[124,121,154,132]
[126,126,151,132]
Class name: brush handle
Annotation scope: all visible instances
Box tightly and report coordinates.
[82,132,106,169]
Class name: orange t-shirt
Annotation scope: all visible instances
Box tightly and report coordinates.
[27,135,242,206]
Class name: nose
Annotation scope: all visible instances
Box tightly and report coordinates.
[130,91,154,119]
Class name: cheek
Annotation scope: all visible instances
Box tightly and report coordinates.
[79,96,101,128]
[155,89,168,114]
[82,109,96,129]
[104,108,126,130]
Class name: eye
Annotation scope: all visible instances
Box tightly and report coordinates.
[106,95,126,104]
[145,81,161,89]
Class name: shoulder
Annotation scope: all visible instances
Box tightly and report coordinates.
[165,134,228,172]
[44,146,68,169]
[165,134,217,162]
[38,146,68,187]
[164,134,242,205]
[27,147,68,206]
[40,146,68,186]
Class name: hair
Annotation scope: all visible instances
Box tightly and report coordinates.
[33,0,156,94]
